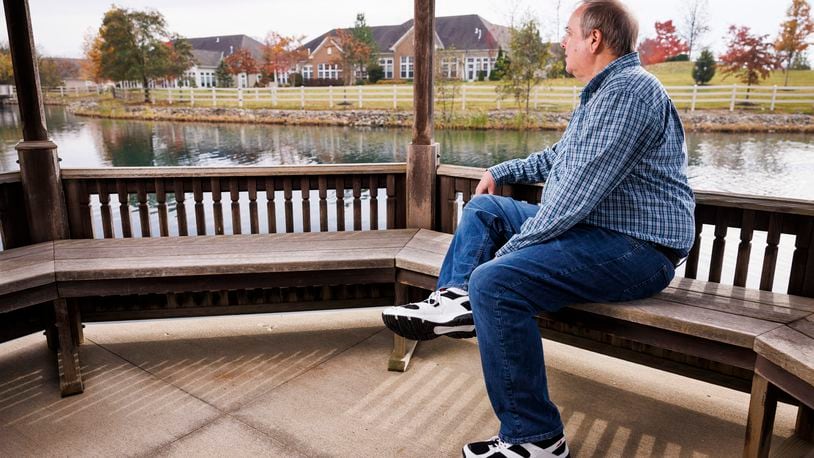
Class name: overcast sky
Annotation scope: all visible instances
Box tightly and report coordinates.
[0,0,793,58]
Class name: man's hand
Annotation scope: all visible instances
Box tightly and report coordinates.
[475,170,497,195]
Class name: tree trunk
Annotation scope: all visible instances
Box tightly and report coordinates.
[142,76,150,104]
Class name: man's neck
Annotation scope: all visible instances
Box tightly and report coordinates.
[579,53,621,84]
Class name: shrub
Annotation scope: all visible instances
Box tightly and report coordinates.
[367,64,384,83]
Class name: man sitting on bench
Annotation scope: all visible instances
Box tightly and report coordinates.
[382,1,696,456]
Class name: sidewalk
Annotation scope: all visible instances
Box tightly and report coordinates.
[0,308,805,457]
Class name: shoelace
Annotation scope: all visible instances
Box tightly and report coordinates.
[425,289,442,307]
[488,437,511,451]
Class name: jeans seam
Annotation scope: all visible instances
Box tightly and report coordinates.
[491,297,525,436]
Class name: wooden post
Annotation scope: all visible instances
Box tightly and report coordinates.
[770,85,778,112]
[4,0,69,244]
[237,87,243,108]
[407,0,437,230]
[329,85,333,108]
[691,84,698,112]
[272,87,277,107]
[300,85,305,109]
[5,1,80,383]
[744,373,778,457]
[358,86,363,108]
[190,87,195,107]
[211,87,216,107]
[393,85,398,109]
[730,85,737,112]
[461,85,467,110]
[572,85,578,108]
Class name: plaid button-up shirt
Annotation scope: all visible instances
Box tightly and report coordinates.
[488,52,695,257]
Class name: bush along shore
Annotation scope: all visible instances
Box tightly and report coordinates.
[67,100,814,133]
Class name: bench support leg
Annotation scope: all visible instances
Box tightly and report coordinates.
[388,283,419,372]
[54,299,83,397]
[68,299,84,345]
[744,373,778,458]
[795,405,814,442]
[389,334,419,372]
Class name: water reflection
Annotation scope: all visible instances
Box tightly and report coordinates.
[0,106,812,199]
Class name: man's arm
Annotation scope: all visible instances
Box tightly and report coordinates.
[487,142,560,186]
[495,90,661,257]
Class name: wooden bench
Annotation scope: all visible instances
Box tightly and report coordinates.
[394,229,814,457]
[2,226,813,455]
[0,230,418,396]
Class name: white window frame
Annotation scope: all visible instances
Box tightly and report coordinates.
[379,58,394,79]
[400,56,414,79]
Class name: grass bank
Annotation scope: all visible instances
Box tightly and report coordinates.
[70,99,814,133]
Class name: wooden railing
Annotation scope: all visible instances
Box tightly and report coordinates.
[59,164,407,240]
[2,163,813,298]
[436,164,814,297]
[0,171,29,250]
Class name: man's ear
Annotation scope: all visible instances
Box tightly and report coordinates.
[590,29,603,54]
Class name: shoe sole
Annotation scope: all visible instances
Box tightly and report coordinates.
[382,313,476,341]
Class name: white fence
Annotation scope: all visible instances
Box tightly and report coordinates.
[36,84,814,112]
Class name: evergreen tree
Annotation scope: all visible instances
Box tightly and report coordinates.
[490,48,509,81]
[692,49,716,85]
[215,60,233,87]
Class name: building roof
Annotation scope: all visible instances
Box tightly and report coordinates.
[43,57,84,79]
[302,14,511,55]
[185,34,265,60]
[191,49,223,68]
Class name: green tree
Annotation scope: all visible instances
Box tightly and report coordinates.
[332,14,378,85]
[490,48,509,81]
[0,43,13,84]
[38,57,64,87]
[775,0,814,86]
[96,7,194,103]
[692,49,716,85]
[435,52,462,124]
[499,18,549,117]
[367,63,384,83]
[215,60,233,87]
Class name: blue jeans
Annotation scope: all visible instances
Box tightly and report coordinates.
[437,195,678,444]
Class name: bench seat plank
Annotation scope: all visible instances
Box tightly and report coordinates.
[755,325,814,387]
[395,229,452,277]
[656,287,811,324]
[55,230,418,281]
[0,242,55,296]
[570,299,783,348]
[670,277,814,313]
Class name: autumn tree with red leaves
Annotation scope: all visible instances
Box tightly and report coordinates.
[261,32,307,86]
[775,0,814,85]
[224,48,258,84]
[638,38,666,65]
[637,20,689,65]
[720,26,780,93]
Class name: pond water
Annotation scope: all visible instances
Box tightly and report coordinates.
[1,106,813,200]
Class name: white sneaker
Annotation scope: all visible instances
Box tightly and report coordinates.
[462,434,570,458]
[381,287,475,341]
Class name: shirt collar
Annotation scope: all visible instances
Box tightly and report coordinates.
[580,52,641,104]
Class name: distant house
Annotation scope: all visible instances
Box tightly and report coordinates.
[183,34,265,88]
[299,15,511,83]
[43,57,99,89]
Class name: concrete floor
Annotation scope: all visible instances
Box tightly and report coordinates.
[0,307,808,457]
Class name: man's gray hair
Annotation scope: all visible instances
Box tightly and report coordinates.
[579,0,639,57]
